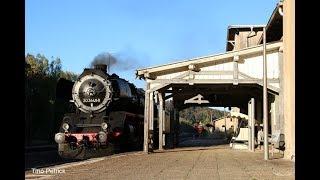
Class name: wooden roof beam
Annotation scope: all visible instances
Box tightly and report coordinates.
[136,41,282,77]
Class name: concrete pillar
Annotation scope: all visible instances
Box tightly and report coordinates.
[263,27,269,160]
[283,0,295,161]
[270,96,279,133]
[278,51,285,133]
[256,99,263,123]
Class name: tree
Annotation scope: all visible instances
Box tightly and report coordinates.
[179,106,225,125]
[25,53,49,78]
[25,53,78,81]
[25,53,78,146]
[60,71,78,81]
[49,57,62,78]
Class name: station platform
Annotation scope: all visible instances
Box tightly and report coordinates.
[25,144,294,180]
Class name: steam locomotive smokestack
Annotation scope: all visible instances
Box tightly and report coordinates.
[91,53,116,73]
[94,64,108,73]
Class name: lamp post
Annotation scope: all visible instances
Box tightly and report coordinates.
[263,27,269,160]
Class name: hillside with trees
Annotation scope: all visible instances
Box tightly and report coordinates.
[25,53,78,146]
[179,106,227,125]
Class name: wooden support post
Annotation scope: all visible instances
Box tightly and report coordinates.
[233,55,239,85]
[149,91,154,130]
[271,98,276,133]
[143,83,150,153]
[248,101,252,151]
[173,108,177,147]
[174,107,179,147]
[162,104,166,146]
[158,92,164,150]
[274,95,280,132]
[251,98,255,152]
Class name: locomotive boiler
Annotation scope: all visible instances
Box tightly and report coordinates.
[54,64,145,159]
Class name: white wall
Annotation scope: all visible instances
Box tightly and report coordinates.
[238,52,279,79]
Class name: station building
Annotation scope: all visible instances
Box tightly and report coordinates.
[136,1,294,161]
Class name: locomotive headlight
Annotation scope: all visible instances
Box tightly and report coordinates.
[98,131,107,143]
[55,133,65,144]
[101,122,108,131]
[62,123,69,131]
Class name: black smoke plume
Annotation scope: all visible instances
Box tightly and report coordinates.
[90,53,116,68]
[90,52,140,72]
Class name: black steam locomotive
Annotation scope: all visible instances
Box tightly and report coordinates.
[54,64,145,159]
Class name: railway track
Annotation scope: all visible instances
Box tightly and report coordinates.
[25,145,80,170]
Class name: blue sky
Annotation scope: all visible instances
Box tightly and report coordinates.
[26,0,279,89]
